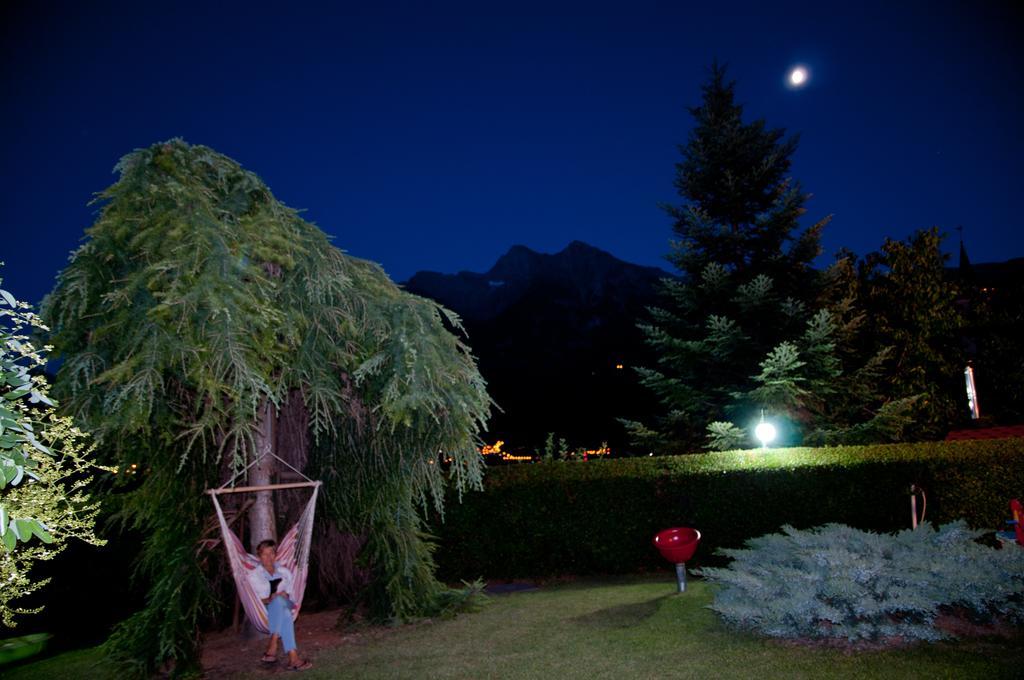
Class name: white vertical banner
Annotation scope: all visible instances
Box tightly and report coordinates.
[964,365,980,420]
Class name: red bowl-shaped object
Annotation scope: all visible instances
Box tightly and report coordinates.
[653,527,701,564]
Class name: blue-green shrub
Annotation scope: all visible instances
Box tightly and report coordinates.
[700,522,1024,642]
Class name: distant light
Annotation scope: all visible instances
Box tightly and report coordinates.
[787,66,809,89]
[615,364,624,370]
[755,421,777,448]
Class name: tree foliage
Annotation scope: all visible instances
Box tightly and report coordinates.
[0,278,105,627]
[855,228,964,438]
[42,140,491,675]
[624,64,903,452]
[667,64,806,277]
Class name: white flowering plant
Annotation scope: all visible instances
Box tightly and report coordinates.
[0,276,109,626]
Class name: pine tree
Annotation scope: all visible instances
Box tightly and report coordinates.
[622,64,827,452]
[666,64,814,279]
[624,65,906,452]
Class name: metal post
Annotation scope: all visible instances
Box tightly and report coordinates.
[675,563,687,593]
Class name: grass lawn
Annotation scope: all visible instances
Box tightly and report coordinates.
[0,646,119,680]
[5,576,1021,679]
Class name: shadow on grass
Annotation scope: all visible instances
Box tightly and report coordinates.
[570,595,670,629]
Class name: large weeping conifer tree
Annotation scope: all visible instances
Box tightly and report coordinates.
[42,140,491,676]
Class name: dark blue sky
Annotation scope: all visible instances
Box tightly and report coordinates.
[2,1,1021,305]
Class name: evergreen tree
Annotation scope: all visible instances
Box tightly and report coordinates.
[624,65,905,452]
[856,228,964,438]
[42,140,491,675]
[666,64,814,280]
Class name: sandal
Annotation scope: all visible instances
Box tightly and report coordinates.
[287,660,313,671]
[260,654,278,664]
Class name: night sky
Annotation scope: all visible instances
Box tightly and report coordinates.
[2,1,1021,306]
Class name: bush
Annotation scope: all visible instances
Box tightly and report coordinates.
[432,439,1024,579]
[699,522,1024,642]
[0,281,106,626]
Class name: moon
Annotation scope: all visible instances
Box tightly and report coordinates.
[788,66,809,88]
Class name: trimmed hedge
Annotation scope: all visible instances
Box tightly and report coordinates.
[431,439,1024,580]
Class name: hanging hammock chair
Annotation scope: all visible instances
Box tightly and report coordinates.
[206,452,321,634]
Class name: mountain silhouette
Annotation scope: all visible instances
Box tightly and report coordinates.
[404,241,670,455]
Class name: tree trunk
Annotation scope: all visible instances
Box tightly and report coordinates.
[248,398,277,552]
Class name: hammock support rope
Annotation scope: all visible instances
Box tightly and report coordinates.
[206,452,321,634]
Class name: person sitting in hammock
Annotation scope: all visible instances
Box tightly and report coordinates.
[249,539,313,671]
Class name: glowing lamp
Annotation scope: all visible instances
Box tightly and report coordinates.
[755,421,776,448]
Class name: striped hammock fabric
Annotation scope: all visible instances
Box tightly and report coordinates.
[209,486,319,634]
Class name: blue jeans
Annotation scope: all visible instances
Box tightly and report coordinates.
[267,596,297,653]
